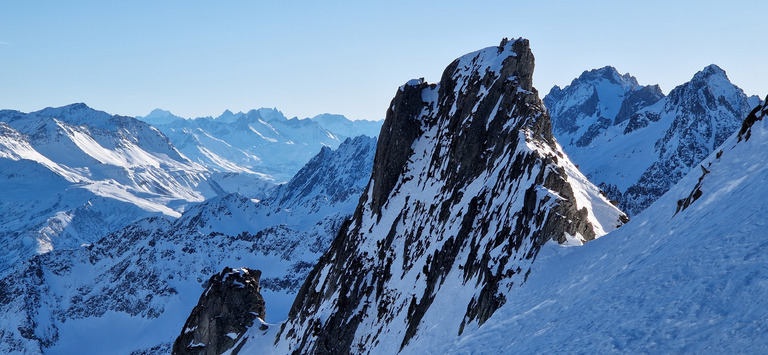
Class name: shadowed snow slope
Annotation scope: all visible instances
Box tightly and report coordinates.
[239,38,625,354]
[404,95,768,353]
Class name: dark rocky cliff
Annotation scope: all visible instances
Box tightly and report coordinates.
[172,267,265,355]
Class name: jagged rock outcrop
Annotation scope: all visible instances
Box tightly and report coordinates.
[544,65,760,215]
[267,38,625,354]
[738,94,768,142]
[172,267,265,355]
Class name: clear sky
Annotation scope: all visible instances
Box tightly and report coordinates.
[1,0,765,120]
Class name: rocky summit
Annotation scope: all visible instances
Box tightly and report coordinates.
[243,38,627,354]
[172,267,266,355]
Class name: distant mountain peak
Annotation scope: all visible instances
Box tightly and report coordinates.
[667,64,741,108]
[694,64,727,80]
[545,63,755,216]
[148,108,173,116]
[136,108,184,125]
[64,102,90,110]
[577,66,639,87]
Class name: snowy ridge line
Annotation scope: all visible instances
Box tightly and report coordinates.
[433,94,768,354]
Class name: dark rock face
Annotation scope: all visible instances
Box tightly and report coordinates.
[738,95,768,142]
[274,38,624,354]
[172,267,265,355]
[370,80,429,216]
[615,85,664,125]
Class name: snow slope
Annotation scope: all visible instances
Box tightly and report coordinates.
[141,108,382,182]
[245,38,625,354]
[545,65,760,215]
[0,135,377,354]
[396,95,768,354]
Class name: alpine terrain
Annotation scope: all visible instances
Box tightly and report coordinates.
[544,66,761,215]
[0,135,377,354]
[137,108,381,183]
[231,38,626,354]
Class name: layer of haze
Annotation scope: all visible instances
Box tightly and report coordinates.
[1,0,765,120]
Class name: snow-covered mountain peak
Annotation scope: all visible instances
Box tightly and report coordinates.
[243,107,286,122]
[377,92,768,354]
[544,65,658,147]
[449,37,535,92]
[545,63,758,216]
[40,102,92,115]
[667,64,743,107]
[262,38,624,354]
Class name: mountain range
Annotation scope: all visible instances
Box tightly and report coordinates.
[0,104,268,279]
[0,135,377,354]
[2,36,766,355]
[544,65,761,215]
[0,103,381,280]
[136,108,381,182]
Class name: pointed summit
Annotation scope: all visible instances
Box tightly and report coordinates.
[544,65,655,141]
[271,38,624,353]
[666,64,744,109]
[693,64,728,81]
[137,108,184,125]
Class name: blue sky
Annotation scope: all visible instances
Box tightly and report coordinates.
[1,1,765,120]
